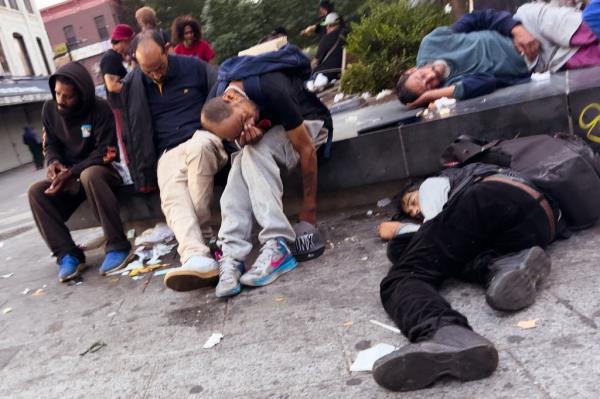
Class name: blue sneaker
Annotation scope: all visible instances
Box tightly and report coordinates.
[100,250,133,276]
[58,254,85,283]
[239,238,297,287]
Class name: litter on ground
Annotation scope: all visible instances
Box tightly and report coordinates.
[203,333,224,349]
[153,267,178,277]
[369,319,401,334]
[350,343,396,372]
[134,222,175,246]
[377,198,392,208]
[80,341,107,356]
[2,307,13,314]
[516,319,538,329]
[1,273,14,279]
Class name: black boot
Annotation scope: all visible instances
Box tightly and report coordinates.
[485,246,551,312]
[373,324,498,392]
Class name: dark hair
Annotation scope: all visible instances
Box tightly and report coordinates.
[133,30,167,54]
[258,26,288,44]
[171,15,202,45]
[201,97,234,126]
[54,75,76,87]
[395,72,419,105]
[273,26,287,36]
[319,1,334,13]
[393,178,425,220]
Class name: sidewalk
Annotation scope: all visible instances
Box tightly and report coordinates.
[0,165,599,398]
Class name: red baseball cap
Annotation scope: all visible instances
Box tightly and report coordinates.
[111,24,135,41]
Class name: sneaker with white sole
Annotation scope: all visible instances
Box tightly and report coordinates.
[164,255,219,292]
[239,238,297,287]
[215,257,245,298]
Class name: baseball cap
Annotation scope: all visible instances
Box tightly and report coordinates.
[321,12,340,26]
[111,24,135,41]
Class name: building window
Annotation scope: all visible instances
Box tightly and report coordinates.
[24,0,33,13]
[36,37,51,75]
[0,40,10,74]
[63,25,78,48]
[8,0,18,10]
[12,33,34,75]
[94,15,109,41]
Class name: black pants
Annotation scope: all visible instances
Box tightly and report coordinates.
[28,165,131,262]
[380,182,554,342]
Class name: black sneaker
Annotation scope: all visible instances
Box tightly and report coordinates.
[373,325,498,391]
[486,246,551,312]
[290,221,325,262]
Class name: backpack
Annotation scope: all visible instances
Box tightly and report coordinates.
[440,133,600,230]
[215,44,333,158]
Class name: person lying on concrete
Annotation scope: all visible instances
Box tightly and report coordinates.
[397,3,600,108]
[199,65,332,298]
[28,62,132,282]
[373,164,558,391]
[312,12,346,80]
[121,31,228,291]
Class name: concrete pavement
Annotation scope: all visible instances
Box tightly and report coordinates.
[1,164,600,398]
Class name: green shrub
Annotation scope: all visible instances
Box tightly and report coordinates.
[341,0,451,94]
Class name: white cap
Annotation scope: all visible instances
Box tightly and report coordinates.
[321,12,340,26]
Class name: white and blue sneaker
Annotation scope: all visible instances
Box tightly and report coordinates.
[240,238,298,287]
[215,257,245,298]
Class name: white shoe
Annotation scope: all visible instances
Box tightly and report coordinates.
[164,255,219,292]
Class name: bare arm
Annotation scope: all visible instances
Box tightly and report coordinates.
[287,123,318,225]
[407,86,455,109]
[103,73,123,94]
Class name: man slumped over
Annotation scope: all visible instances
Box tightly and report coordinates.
[199,67,332,298]
[28,62,131,282]
[398,3,600,108]
[373,164,558,391]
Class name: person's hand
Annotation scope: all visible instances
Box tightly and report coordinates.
[378,221,402,240]
[511,25,540,62]
[44,169,72,195]
[47,160,67,181]
[407,90,439,109]
[239,124,264,146]
[300,25,316,36]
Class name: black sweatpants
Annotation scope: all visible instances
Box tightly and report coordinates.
[380,181,554,342]
[28,165,131,262]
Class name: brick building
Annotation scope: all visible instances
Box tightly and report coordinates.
[41,0,123,85]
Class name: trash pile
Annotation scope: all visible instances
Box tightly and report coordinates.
[107,222,178,279]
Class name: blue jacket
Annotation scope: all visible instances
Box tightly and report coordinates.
[449,9,530,100]
[215,44,311,108]
[584,0,600,39]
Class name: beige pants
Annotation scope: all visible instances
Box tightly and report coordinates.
[157,130,228,262]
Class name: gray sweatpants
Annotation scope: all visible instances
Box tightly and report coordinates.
[219,120,325,261]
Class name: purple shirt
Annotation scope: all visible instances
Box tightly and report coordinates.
[564,22,600,70]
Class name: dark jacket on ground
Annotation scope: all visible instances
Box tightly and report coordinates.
[43,62,118,177]
[121,56,217,193]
